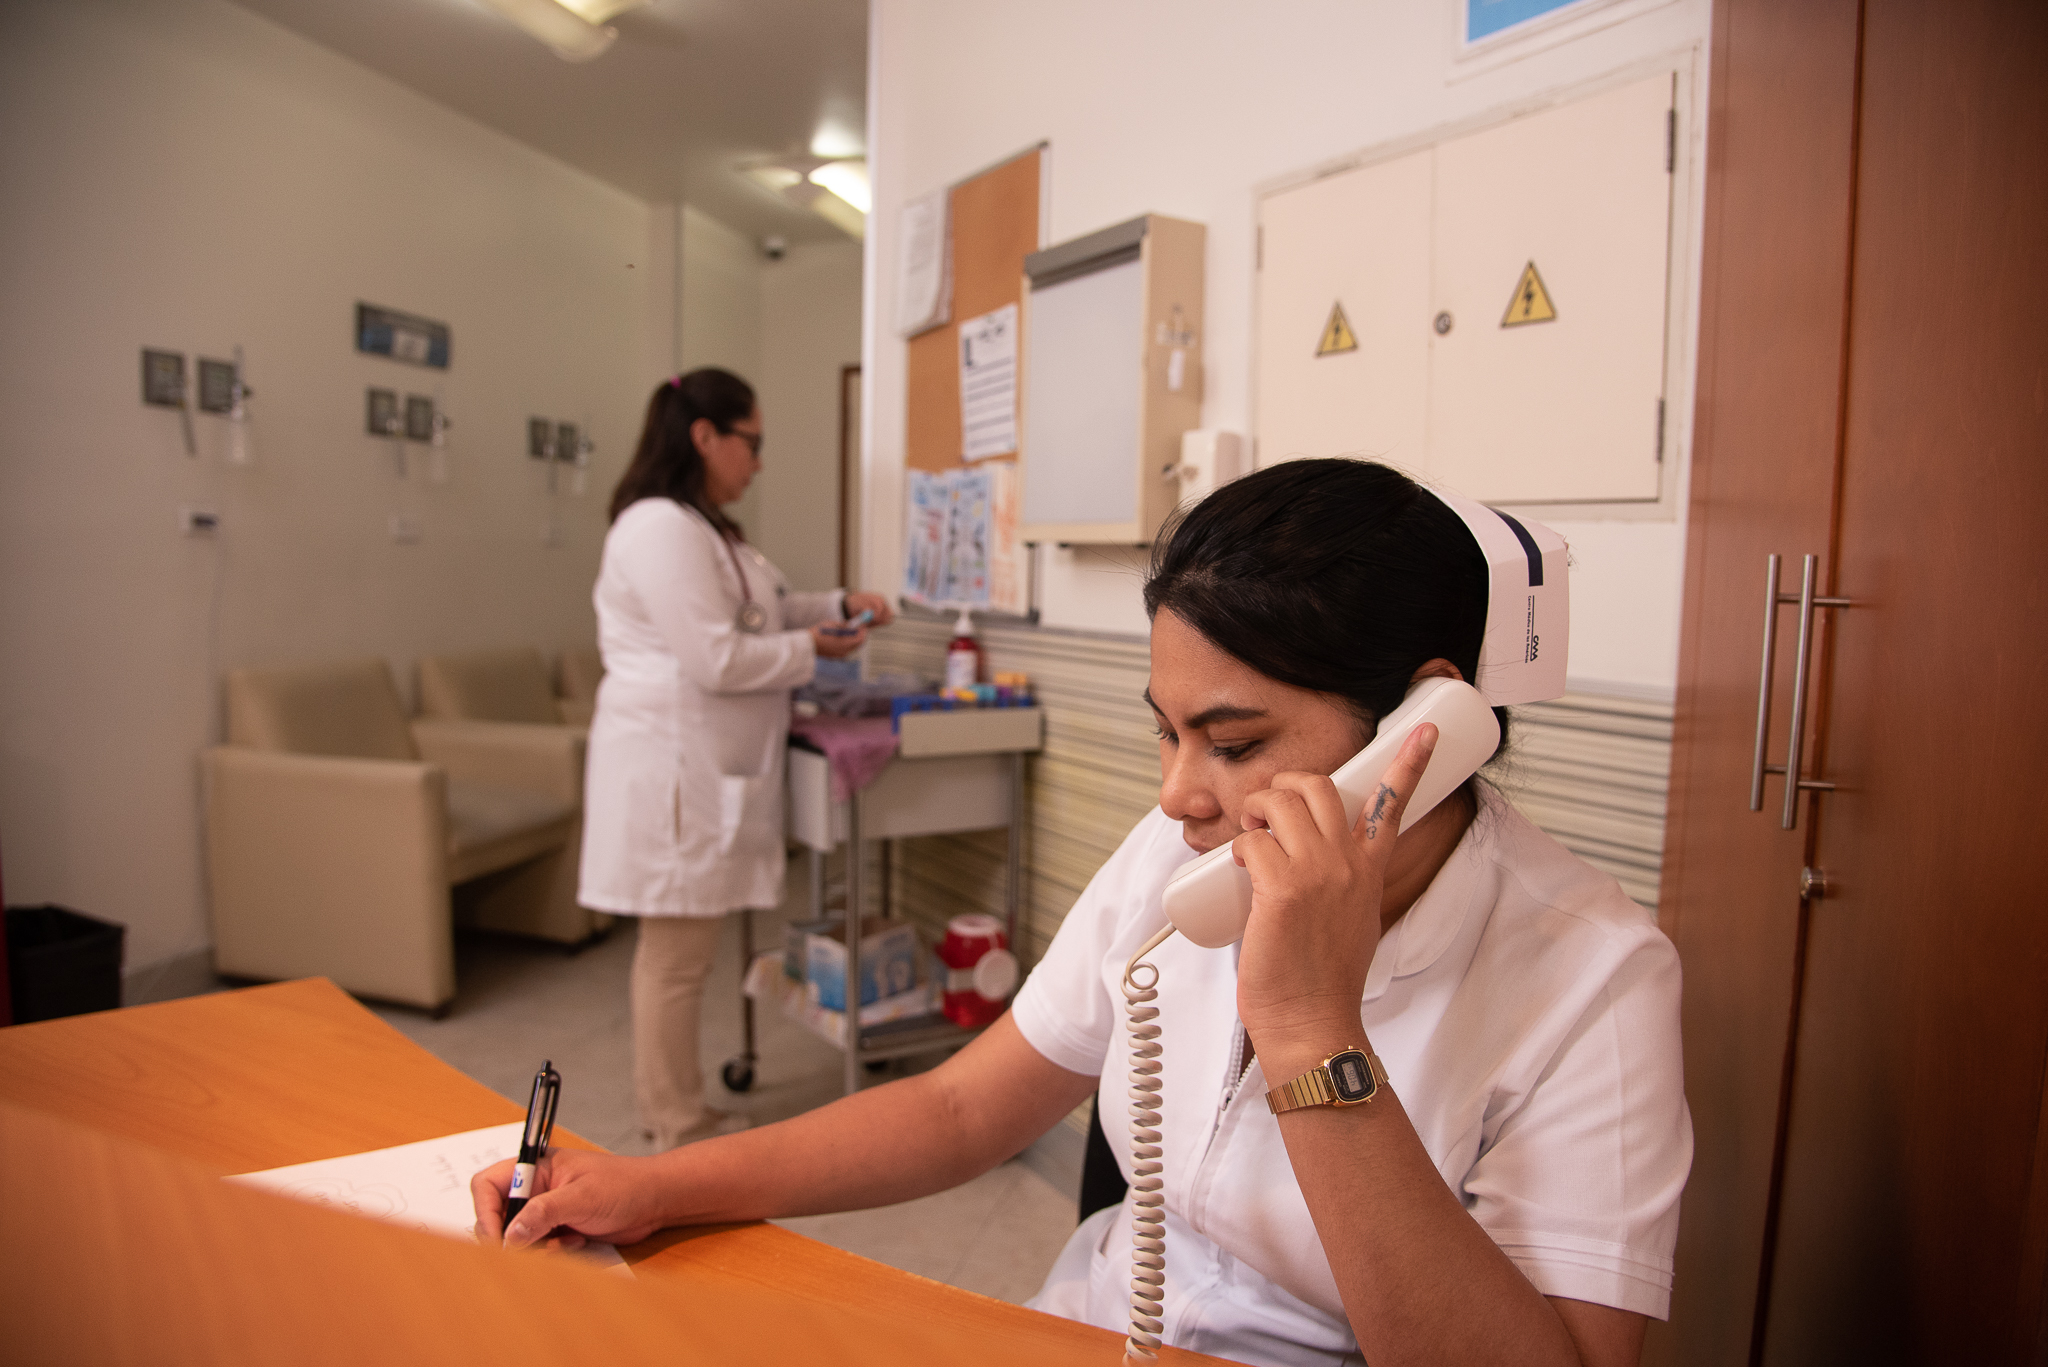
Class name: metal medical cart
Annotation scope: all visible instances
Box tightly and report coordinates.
[726,706,1042,1096]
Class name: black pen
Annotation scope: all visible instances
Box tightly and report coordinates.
[504,1060,561,1231]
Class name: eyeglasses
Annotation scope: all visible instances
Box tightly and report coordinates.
[724,427,763,457]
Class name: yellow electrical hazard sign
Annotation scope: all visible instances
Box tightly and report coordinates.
[1501,261,1558,327]
[1315,302,1359,356]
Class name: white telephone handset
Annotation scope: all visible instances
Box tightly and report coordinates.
[1157,676,1501,949]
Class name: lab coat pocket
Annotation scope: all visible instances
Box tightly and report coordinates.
[717,775,750,855]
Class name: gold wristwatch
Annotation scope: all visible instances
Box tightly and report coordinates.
[1266,1048,1388,1114]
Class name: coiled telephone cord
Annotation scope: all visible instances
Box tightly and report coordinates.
[1121,926,1176,1363]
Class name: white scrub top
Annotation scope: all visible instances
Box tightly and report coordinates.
[1012,789,1692,1367]
[578,498,843,917]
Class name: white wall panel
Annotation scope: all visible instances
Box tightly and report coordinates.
[1257,149,1434,471]
[1429,74,1674,502]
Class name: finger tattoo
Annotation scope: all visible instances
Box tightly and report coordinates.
[1365,783,1396,839]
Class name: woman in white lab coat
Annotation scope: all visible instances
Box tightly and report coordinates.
[579,368,893,1150]
[485,459,1688,1367]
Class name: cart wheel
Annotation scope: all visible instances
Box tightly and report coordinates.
[721,1058,756,1093]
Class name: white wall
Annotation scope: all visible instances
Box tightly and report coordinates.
[0,0,658,971]
[756,240,865,591]
[862,0,1708,693]
[670,213,863,594]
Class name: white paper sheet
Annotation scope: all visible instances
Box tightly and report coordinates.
[958,303,1019,461]
[895,190,951,336]
[227,1122,630,1276]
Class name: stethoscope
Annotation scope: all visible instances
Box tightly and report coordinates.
[722,535,769,634]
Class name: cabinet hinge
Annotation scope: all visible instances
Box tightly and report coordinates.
[1666,109,1676,174]
[1656,398,1666,462]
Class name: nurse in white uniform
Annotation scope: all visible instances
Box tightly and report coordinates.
[480,459,1690,1367]
[581,368,893,1150]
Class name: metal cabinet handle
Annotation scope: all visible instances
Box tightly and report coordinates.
[1748,553,1854,830]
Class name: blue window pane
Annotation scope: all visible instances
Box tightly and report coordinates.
[1468,0,1583,42]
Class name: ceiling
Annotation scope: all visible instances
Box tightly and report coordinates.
[230,0,868,243]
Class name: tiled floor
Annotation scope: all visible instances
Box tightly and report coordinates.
[135,872,1084,1306]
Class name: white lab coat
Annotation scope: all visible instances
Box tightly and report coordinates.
[578,498,843,917]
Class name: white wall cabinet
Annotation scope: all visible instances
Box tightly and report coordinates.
[1257,74,1676,505]
[1020,214,1205,544]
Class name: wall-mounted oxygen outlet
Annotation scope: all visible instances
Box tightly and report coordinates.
[142,349,187,407]
[367,388,400,436]
[179,506,220,536]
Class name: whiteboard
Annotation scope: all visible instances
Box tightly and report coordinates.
[1021,257,1144,528]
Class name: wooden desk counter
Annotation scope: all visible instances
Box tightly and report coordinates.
[0,979,1223,1365]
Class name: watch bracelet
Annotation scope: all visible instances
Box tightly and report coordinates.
[1266,1048,1385,1114]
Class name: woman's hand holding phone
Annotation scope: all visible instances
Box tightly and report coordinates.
[811,622,868,658]
[1229,724,1437,1053]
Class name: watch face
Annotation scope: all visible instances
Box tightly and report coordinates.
[1328,1050,1376,1104]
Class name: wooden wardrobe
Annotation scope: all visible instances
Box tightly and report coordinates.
[1650,1,2048,1363]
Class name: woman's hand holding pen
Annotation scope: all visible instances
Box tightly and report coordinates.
[812,592,890,659]
[843,591,894,626]
[473,1148,673,1250]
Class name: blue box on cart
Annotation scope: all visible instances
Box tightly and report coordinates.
[805,917,920,1012]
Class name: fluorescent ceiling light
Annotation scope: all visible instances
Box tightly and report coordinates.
[554,0,649,22]
[809,188,865,240]
[476,0,619,62]
[808,160,870,214]
[810,122,864,160]
[742,164,808,193]
[736,153,868,241]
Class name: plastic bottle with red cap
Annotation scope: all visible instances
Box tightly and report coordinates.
[935,913,1018,1028]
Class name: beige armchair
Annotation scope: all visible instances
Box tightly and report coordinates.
[203,658,598,1014]
[419,646,599,728]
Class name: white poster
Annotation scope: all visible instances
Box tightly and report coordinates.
[958,303,1019,461]
[894,191,951,336]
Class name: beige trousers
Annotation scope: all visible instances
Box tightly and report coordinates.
[630,913,727,1150]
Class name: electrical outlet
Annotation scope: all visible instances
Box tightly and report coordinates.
[388,513,422,544]
[197,359,237,414]
[367,388,399,436]
[404,395,436,442]
[179,506,220,536]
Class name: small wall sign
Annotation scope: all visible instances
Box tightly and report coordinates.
[356,303,450,369]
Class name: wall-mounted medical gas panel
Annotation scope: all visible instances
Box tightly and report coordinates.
[1020,214,1205,544]
[1257,74,1675,504]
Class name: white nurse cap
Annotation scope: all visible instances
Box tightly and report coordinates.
[1429,487,1570,707]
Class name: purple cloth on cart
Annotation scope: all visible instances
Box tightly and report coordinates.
[790,714,900,803]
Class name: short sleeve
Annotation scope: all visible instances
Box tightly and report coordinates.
[1462,931,1692,1319]
[1011,810,1181,1078]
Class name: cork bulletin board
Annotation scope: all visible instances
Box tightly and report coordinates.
[905,147,1043,472]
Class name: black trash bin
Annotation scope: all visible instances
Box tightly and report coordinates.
[5,905,125,1024]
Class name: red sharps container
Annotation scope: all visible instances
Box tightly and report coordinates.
[937,913,1019,1028]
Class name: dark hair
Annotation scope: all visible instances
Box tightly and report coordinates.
[1144,458,1508,758]
[608,367,757,535]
